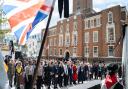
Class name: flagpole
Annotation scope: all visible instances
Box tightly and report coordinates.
[30,0,56,88]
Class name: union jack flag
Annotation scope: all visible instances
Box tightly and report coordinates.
[2,0,52,45]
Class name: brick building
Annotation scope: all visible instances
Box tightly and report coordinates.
[43,0,127,62]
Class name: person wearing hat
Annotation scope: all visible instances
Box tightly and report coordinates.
[101,63,124,89]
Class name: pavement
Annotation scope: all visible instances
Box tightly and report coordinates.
[11,80,101,89]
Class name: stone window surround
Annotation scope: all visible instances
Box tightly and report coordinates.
[84,46,89,57]
[84,32,89,43]
[108,45,114,57]
[93,46,98,57]
[84,15,101,29]
[106,23,116,43]
[93,31,98,42]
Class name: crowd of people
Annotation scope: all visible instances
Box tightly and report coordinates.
[5,58,122,89]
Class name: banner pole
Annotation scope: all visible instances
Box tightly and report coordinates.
[30,0,56,88]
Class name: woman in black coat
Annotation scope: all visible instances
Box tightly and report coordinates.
[78,64,85,84]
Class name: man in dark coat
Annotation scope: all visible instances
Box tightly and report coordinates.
[78,63,85,84]
[84,63,89,80]
[53,61,59,89]
[68,62,73,85]
[58,62,64,87]
[44,62,52,89]
[94,63,99,79]
[63,62,69,86]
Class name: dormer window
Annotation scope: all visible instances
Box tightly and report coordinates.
[77,1,80,11]
[108,11,113,24]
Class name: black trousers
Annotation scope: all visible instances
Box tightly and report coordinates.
[64,74,68,86]
[58,0,69,18]
[94,72,98,79]
[37,76,42,89]
[69,75,72,85]
[53,75,58,89]
[58,75,63,87]
[25,75,32,89]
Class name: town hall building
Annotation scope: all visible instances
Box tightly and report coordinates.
[43,0,127,62]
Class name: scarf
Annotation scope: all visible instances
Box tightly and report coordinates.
[16,66,22,74]
[105,74,117,89]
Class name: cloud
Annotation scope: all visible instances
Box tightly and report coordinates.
[107,3,122,8]
[30,20,46,36]
[94,8,101,12]
[107,0,128,8]
[93,0,109,5]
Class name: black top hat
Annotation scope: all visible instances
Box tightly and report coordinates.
[107,63,119,75]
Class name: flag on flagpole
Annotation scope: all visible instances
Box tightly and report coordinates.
[27,0,53,39]
[2,0,48,45]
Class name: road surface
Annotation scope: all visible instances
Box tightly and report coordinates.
[11,80,101,89]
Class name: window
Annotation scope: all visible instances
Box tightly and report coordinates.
[60,49,62,55]
[49,48,52,56]
[84,32,89,43]
[94,19,96,27]
[108,12,113,23]
[73,47,77,53]
[108,46,114,57]
[88,20,90,28]
[66,24,69,33]
[49,39,53,46]
[59,35,63,46]
[77,7,80,11]
[54,38,56,46]
[74,21,77,31]
[60,25,63,34]
[91,20,94,27]
[77,1,80,11]
[84,46,89,57]
[54,48,57,55]
[96,18,100,26]
[107,27,115,42]
[85,20,88,29]
[93,46,98,57]
[93,31,98,42]
[65,35,70,46]
[72,33,77,46]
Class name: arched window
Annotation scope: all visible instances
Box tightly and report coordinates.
[108,11,113,24]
